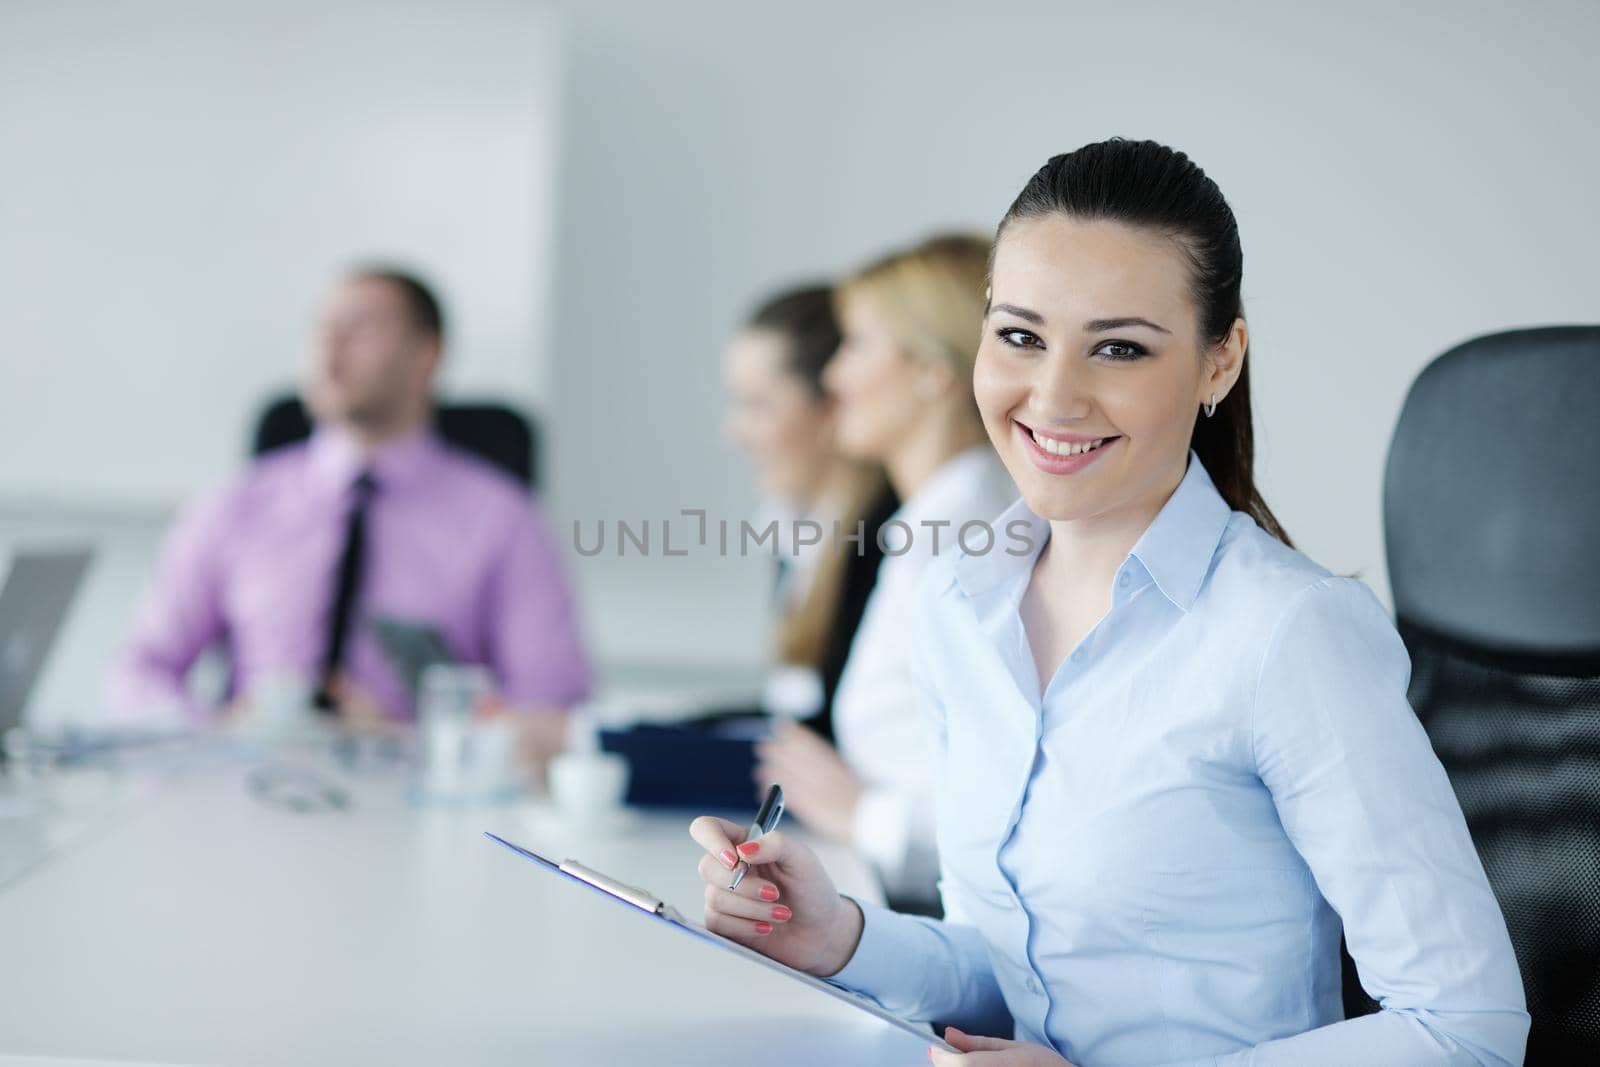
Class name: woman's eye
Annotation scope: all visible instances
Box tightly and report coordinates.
[996,327,1042,349]
[1095,340,1147,361]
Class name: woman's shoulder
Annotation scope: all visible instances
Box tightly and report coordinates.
[899,447,1016,528]
[1208,510,1388,637]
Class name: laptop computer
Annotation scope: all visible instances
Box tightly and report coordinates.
[0,548,94,749]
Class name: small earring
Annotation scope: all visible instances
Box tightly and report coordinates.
[1204,392,1218,418]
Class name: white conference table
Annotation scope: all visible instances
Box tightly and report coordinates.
[0,737,938,1066]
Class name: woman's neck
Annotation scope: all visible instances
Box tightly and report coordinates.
[1035,458,1186,597]
[883,410,989,502]
[798,457,863,523]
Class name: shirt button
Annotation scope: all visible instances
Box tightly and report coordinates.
[1118,572,1131,587]
[1026,976,1042,995]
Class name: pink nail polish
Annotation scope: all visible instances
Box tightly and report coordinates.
[737,841,760,857]
[770,905,792,922]
[719,849,737,869]
[754,921,773,935]
[758,884,779,902]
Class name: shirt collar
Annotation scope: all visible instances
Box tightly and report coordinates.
[952,447,1233,613]
[306,422,439,496]
[893,445,1005,527]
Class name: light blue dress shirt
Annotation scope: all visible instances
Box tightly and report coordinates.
[829,448,1529,1066]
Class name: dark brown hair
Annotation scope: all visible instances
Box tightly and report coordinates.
[747,284,842,401]
[742,282,889,670]
[350,264,445,341]
[994,138,1293,548]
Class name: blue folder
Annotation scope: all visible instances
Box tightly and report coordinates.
[598,711,771,810]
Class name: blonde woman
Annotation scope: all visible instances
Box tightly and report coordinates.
[722,283,898,740]
[753,235,1016,913]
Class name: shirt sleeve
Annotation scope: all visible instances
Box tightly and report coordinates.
[827,559,1012,1037]
[837,559,943,899]
[827,895,1012,1037]
[851,785,910,877]
[482,494,593,711]
[105,488,232,723]
[850,758,940,902]
[1221,575,1530,1065]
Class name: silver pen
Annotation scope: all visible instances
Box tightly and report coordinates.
[728,783,784,891]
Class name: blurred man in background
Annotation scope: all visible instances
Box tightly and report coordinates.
[108,266,590,763]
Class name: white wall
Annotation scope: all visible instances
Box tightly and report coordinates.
[6,0,1599,722]
[544,0,1600,652]
[0,0,565,508]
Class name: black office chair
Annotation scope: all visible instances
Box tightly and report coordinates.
[1379,325,1600,1062]
[251,393,540,490]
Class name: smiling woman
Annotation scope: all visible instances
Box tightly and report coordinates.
[976,147,1291,552]
[688,138,1530,1067]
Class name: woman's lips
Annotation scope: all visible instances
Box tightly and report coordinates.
[1015,420,1120,475]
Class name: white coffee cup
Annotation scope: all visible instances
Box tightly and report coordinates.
[547,751,630,823]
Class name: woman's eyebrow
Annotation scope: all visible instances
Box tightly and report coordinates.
[1083,316,1170,335]
[990,302,1045,324]
[988,305,1171,336]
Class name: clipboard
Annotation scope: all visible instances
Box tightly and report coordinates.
[483,832,955,1052]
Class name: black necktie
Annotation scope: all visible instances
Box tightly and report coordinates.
[774,554,792,602]
[313,470,377,711]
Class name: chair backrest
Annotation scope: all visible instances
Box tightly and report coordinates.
[1382,324,1600,1062]
[251,394,539,490]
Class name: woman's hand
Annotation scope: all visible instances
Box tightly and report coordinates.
[689,815,864,977]
[930,1028,1079,1065]
[752,719,863,843]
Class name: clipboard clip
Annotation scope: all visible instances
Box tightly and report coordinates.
[481,833,687,924]
[558,860,666,915]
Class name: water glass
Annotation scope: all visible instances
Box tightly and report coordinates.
[417,663,492,802]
